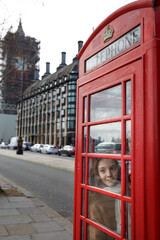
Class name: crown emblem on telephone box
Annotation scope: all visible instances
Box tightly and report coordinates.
[103,25,114,43]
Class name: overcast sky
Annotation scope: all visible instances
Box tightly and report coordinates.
[0,0,136,78]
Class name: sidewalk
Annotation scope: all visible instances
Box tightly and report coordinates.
[0,149,74,173]
[0,150,74,239]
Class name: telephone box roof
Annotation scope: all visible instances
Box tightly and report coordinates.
[78,0,153,59]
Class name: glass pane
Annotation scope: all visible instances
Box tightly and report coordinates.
[81,188,85,216]
[88,224,115,240]
[82,158,85,184]
[125,202,131,240]
[126,81,131,115]
[83,127,86,152]
[88,158,121,194]
[125,161,131,197]
[84,97,87,122]
[126,120,131,155]
[88,190,121,234]
[90,85,121,121]
[81,220,84,240]
[89,122,121,153]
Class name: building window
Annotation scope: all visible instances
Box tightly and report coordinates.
[68,109,76,114]
[62,86,66,93]
[67,120,75,129]
[68,84,76,90]
[68,96,76,102]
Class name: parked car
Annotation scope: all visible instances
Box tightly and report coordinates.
[41,144,58,154]
[8,136,18,149]
[0,142,9,149]
[95,142,121,154]
[30,144,43,152]
[113,143,121,154]
[58,145,75,157]
[23,142,32,151]
[39,144,44,153]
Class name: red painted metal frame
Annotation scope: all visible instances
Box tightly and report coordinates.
[74,65,139,240]
[74,1,160,240]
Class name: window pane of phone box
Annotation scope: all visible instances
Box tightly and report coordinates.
[84,97,87,123]
[87,223,116,240]
[89,122,121,153]
[81,188,85,216]
[125,161,131,197]
[88,158,121,194]
[125,202,131,240]
[90,85,122,122]
[126,81,131,115]
[126,120,131,155]
[81,220,85,240]
[83,127,86,153]
[88,190,121,235]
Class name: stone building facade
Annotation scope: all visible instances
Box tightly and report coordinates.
[16,41,83,147]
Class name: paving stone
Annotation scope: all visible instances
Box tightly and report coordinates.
[30,214,51,222]
[0,198,9,204]
[19,189,34,198]
[0,235,31,240]
[17,207,43,215]
[0,226,8,237]
[0,215,33,225]
[0,209,20,216]
[30,198,45,207]
[0,201,34,209]
[31,231,73,240]
[39,206,61,218]
[6,223,37,235]
[7,197,32,203]
[53,217,73,234]
[32,221,64,233]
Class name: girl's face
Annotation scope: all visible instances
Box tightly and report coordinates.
[98,159,118,187]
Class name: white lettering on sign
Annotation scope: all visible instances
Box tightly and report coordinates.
[85,25,141,72]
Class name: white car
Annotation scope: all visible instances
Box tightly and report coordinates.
[41,145,58,154]
[0,142,9,149]
[30,144,44,152]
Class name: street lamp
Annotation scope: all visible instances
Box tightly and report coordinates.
[16,57,24,154]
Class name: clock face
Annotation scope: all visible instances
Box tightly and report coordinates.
[16,57,27,70]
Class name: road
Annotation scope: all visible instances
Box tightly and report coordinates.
[0,152,74,222]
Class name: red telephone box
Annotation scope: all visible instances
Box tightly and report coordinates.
[74,1,160,239]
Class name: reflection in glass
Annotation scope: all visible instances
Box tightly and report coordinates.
[126,120,131,155]
[89,122,121,153]
[90,85,121,121]
[81,188,85,216]
[83,127,86,153]
[125,161,131,197]
[88,158,121,194]
[125,202,131,240]
[84,97,87,122]
[126,81,131,115]
[82,158,85,184]
[88,190,121,235]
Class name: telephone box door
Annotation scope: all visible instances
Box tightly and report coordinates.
[74,58,145,240]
